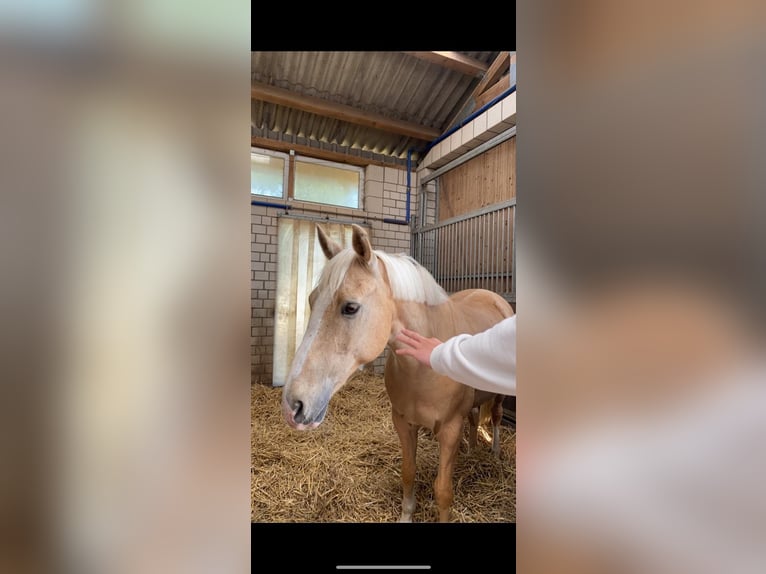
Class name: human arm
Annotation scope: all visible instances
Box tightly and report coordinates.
[395,316,516,396]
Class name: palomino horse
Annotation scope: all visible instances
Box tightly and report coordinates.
[281,224,513,522]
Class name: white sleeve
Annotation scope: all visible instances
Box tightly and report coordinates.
[429,315,516,396]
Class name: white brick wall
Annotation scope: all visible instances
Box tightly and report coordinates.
[420,91,516,170]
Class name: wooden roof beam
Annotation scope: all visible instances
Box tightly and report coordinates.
[443,51,514,130]
[251,81,440,142]
[474,72,511,110]
[472,51,512,100]
[403,51,488,77]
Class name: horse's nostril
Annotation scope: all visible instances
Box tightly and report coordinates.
[292,400,305,423]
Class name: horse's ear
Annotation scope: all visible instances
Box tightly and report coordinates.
[351,224,373,264]
[316,224,342,260]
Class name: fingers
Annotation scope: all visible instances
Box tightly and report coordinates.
[395,330,421,348]
[399,328,424,341]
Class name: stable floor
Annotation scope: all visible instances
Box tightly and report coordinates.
[251,372,515,522]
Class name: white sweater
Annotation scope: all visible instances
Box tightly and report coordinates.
[430,315,516,396]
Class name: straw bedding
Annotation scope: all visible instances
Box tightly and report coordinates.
[251,371,516,523]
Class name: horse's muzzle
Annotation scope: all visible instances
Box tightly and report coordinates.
[282,396,328,430]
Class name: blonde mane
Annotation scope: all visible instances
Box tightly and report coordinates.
[316,248,448,305]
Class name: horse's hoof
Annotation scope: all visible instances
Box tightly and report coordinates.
[398,516,413,523]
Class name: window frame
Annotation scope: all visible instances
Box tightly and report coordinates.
[250,148,289,200]
[293,155,365,210]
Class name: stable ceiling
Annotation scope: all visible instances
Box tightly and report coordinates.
[251,51,514,167]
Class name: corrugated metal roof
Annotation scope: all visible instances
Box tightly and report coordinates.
[251,51,501,163]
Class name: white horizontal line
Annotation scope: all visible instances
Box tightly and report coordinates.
[336,567,431,571]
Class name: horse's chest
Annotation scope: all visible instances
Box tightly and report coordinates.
[391,397,438,428]
[385,376,470,430]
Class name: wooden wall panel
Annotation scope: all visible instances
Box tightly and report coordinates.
[438,136,515,221]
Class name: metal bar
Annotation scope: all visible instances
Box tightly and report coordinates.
[423,233,438,282]
[445,223,450,291]
[251,199,291,210]
[494,210,499,293]
[417,230,423,270]
[499,206,506,296]
[457,221,461,292]
[474,215,479,290]
[439,226,444,291]
[492,211,503,300]
[467,217,472,291]
[463,219,469,292]
[278,212,373,228]
[457,220,463,292]
[467,217,478,289]
[508,207,513,297]
[414,198,516,233]
[487,213,503,293]
[272,204,401,226]
[489,210,494,291]
[440,226,446,290]
[504,208,509,296]
[451,222,455,294]
[435,228,441,287]
[498,211,502,295]
[420,126,517,185]
[437,271,518,281]
[477,215,482,290]
[436,227,441,290]
[512,204,516,301]
[482,208,487,291]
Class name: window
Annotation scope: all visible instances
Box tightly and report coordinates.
[294,157,363,209]
[251,150,288,198]
[251,148,363,209]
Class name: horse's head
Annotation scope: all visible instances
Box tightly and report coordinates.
[281,224,395,430]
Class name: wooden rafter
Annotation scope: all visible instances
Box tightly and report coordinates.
[443,51,514,131]
[403,51,488,77]
[251,81,439,142]
[474,72,511,110]
[472,52,511,100]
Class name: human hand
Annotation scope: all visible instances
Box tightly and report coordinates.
[395,328,443,368]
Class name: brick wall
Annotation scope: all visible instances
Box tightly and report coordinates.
[251,163,417,385]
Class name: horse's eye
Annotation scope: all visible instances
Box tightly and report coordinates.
[341,302,360,316]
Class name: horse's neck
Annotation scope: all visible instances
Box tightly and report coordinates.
[389,299,457,341]
[375,254,456,342]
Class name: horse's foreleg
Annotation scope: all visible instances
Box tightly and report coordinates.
[467,407,479,453]
[391,409,419,523]
[490,395,504,458]
[434,418,464,523]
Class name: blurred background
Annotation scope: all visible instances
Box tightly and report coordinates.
[517,1,766,573]
[0,1,251,573]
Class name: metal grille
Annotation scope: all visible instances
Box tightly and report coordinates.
[412,198,515,303]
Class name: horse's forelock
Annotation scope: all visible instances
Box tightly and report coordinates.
[315,249,360,297]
